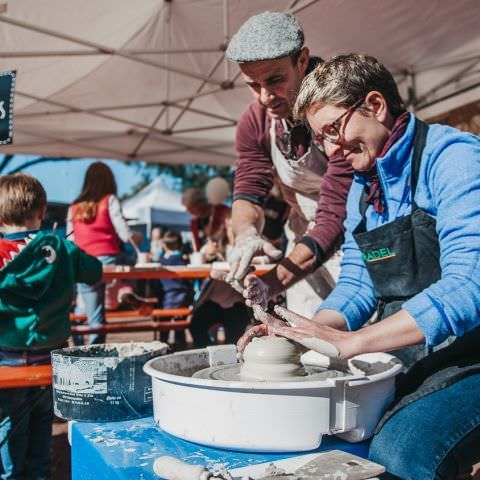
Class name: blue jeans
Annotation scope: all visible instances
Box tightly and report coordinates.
[0,348,55,480]
[369,374,480,479]
[75,255,117,345]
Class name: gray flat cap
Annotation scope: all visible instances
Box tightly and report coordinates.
[226,11,304,63]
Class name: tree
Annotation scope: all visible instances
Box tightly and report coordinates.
[120,162,233,201]
[146,163,233,190]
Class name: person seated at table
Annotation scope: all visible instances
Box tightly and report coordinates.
[67,162,153,344]
[0,173,102,480]
[154,230,194,350]
[158,230,193,310]
[150,226,164,262]
[241,54,480,479]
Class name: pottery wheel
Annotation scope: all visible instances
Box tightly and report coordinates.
[193,336,345,382]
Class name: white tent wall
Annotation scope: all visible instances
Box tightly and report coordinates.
[1,0,479,165]
[121,177,191,231]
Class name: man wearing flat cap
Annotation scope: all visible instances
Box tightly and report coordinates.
[221,11,353,317]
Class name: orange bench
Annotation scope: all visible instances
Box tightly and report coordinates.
[0,365,52,389]
[71,318,191,336]
[69,308,192,322]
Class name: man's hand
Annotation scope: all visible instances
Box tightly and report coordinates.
[236,307,286,353]
[226,229,282,282]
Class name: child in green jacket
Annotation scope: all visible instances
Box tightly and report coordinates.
[0,173,102,479]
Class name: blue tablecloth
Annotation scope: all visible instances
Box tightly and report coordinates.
[71,417,370,479]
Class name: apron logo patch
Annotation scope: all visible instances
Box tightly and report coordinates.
[363,247,396,263]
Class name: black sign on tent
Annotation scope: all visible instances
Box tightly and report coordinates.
[0,71,15,145]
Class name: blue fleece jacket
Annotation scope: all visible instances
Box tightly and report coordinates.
[318,113,480,347]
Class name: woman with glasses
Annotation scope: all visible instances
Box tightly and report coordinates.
[245,54,480,479]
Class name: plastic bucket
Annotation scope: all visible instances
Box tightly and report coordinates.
[51,341,167,422]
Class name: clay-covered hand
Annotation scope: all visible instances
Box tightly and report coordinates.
[210,268,247,296]
[237,324,269,353]
[236,307,286,353]
[226,229,282,282]
[243,274,270,310]
[269,305,352,359]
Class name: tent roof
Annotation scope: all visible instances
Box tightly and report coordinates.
[1,0,480,165]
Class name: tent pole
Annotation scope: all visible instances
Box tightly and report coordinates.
[14,90,235,160]
[0,47,224,58]
[417,81,480,111]
[130,106,169,158]
[415,59,480,106]
[288,0,322,15]
[14,127,126,158]
[406,70,417,113]
[0,15,222,86]
[223,0,230,80]
[166,54,225,131]
[16,100,238,124]
[172,123,236,134]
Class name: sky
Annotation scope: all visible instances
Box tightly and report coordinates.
[2,155,155,204]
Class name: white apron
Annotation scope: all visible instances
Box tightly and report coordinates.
[270,119,341,317]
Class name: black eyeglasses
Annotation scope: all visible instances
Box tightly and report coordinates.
[312,97,364,147]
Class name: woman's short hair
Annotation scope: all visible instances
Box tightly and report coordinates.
[294,53,405,121]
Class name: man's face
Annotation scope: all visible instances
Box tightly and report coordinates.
[306,95,391,172]
[240,48,309,120]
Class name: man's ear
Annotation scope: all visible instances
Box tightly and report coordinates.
[298,47,310,75]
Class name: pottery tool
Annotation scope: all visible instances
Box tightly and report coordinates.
[153,451,386,479]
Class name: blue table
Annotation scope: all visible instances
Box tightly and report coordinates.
[71,417,370,479]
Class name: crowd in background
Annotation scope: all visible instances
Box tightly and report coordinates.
[63,161,290,350]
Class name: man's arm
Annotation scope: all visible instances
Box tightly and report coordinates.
[228,104,283,280]
[231,199,264,239]
[258,243,316,296]
[249,151,354,299]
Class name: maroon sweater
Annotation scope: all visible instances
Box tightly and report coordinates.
[233,101,354,261]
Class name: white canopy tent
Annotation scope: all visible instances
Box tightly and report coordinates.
[121,177,191,230]
[0,0,479,165]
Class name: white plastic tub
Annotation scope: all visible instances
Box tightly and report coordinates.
[143,346,402,452]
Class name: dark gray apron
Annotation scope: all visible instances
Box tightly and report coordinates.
[352,119,480,431]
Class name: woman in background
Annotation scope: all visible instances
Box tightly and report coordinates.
[67,162,137,344]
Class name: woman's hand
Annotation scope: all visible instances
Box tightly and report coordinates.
[268,306,358,359]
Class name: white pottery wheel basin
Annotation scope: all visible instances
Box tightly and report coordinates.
[143,345,403,452]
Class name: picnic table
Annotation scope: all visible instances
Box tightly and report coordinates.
[102,262,274,280]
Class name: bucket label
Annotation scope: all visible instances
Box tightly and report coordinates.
[52,356,108,394]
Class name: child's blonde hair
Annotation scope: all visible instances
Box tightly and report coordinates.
[0,173,47,226]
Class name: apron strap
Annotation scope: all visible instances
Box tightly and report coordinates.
[411,119,429,210]
[358,118,429,219]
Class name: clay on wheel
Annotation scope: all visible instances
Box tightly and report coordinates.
[240,336,306,381]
